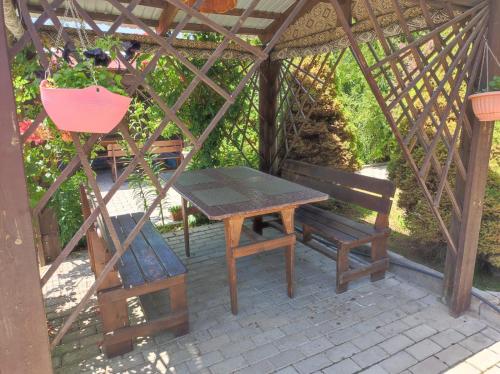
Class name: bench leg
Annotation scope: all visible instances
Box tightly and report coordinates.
[336,245,349,293]
[99,297,132,357]
[252,216,263,235]
[370,237,388,282]
[181,198,190,257]
[169,281,189,336]
[281,208,295,298]
[302,224,312,243]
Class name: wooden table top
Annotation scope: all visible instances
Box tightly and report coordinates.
[171,167,329,220]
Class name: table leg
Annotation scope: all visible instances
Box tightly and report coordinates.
[224,216,244,315]
[181,197,190,257]
[281,208,295,298]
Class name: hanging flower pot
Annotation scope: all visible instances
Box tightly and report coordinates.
[184,0,236,13]
[40,80,131,133]
[469,91,500,122]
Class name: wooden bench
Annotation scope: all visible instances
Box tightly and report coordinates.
[107,139,184,181]
[281,160,396,293]
[80,186,189,358]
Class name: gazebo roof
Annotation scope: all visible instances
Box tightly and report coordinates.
[27,0,480,59]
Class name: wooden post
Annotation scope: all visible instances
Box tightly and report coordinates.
[447,0,498,316]
[0,3,53,372]
[259,57,281,174]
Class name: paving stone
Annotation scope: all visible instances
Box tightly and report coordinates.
[268,349,306,370]
[186,351,224,372]
[466,348,500,372]
[380,351,418,373]
[275,333,310,351]
[404,324,437,342]
[379,334,414,355]
[299,337,333,356]
[322,358,361,374]
[293,353,332,374]
[445,362,481,373]
[208,355,247,374]
[359,365,389,374]
[325,342,360,363]
[430,329,465,349]
[44,221,500,374]
[351,346,388,369]
[456,320,487,337]
[275,366,300,374]
[235,359,275,374]
[242,343,280,365]
[198,334,231,354]
[408,356,447,374]
[352,331,386,350]
[435,344,472,366]
[484,366,500,374]
[459,332,495,353]
[405,339,442,361]
[490,342,500,355]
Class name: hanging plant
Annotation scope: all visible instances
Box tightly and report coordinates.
[469,39,500,122]
[470,76,500,122]
[40,1,131,134]
[184,0,236,13]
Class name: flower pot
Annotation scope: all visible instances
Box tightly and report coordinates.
[171,210,183,221]
[40,80,131,133]
[469,91,500,122]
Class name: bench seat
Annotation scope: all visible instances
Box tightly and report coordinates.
[110,213,186,289]
[296,205,390,248]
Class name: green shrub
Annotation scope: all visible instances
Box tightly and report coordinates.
[388,125,500,270]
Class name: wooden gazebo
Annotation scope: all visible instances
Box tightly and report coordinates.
[0,0,497,372]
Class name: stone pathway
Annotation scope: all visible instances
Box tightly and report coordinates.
[44,222,500,374]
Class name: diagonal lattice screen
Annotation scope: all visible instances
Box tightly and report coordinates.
[327,0,488,255]
[9,0,311,349]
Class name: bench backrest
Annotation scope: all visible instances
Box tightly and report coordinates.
[281,160,396,215]
[107,139,183,158]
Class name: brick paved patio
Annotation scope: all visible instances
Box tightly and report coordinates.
[43,221,500,374]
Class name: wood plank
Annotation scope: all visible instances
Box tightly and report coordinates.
[131,213,187,277]
[283,160,396,196]
[102,311,188,346]
[0,8,53,371]
[157,2,179,35]
[295,210,358,245]
[283,170,392,214]
[233,234,296,258]
[98,274,185,304]
[109,216,146,288]
[116,214,168,283]
[339,259,389,284]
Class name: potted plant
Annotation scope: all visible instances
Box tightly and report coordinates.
[40,37,131,134]
[469,76,500,122]
[169,205,183,221]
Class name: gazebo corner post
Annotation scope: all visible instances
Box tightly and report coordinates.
[446,0,499,317]
[0,3,53,373]
[258,56,281,174]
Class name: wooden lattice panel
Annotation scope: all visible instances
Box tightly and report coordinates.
[328,0,488,254]
[10,0,312,348]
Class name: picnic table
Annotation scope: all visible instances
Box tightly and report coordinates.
[173,167,328,314]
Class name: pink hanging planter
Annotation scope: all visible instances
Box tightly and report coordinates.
[40,80,132,133]
[469,91,500,122]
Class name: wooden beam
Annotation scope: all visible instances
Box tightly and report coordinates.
[259,57,281,173]
[28,5,266,35]
[448,0,498,317]
[0,4,53,373]
[156,2,179,35]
